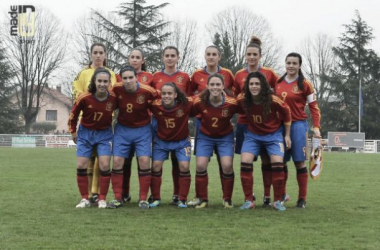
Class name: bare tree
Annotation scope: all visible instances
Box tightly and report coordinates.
[1,8,67,133]
[163,19,200,74]
[298,33,337,100]
[206,6,282,72]
[72,10,126,72]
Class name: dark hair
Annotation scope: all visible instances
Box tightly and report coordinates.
[161,82,188,105]
[129,48,147,71]
[88,67,111,94]
[205,45,221,56]
[246,36,262,55]
[200,73,225,104]
[277,52,304,91]
[162,46,179,56]
[89,43,107,67]
[243,72,272,119]
[119,65,137,77]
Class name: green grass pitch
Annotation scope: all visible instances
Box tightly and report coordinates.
[0,148,379,249]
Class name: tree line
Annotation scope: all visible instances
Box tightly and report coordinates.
[0,1,379,139]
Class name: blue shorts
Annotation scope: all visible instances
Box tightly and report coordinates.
[196,131,234,158]
[193,118,201,155]
[151,116,158,139]
[113,123,152,158]
[284,120,308,162]
[76,124,113,158]
[153,137,191,162]
[241,127,285,158]
[235,123,247,154]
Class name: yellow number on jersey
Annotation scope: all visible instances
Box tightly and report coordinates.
[93,112,103,121]
[126,103,133,113]
[252,115,262,124]
[165,118,175,128]
[212,118,218,127]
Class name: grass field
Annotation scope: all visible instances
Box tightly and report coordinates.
[0,148,379,250]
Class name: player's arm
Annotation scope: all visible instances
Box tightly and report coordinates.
[305,81,321,137]
[68,96,85,143]
[274,95,292,149]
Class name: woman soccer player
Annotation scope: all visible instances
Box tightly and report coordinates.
[237,71,291,211]
[69,67,117,209]
[275,52,321,209]
[116,48,154,203]
[192,73,240,209]
[234,36,279,207]
[108,66,158,209]
[151,46,191,205]
[72,43,117,204]
[148,83,194,208]
[188,45,235,206]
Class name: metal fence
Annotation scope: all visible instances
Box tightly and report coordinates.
[0,134,379,153]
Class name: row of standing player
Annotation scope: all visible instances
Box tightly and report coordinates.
[70,35,321,210]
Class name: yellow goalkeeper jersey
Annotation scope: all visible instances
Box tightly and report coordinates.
[72,66,117,100]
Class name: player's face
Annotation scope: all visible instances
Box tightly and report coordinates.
[95,73,110,94]
[246,47,261,67]
[205,47,221,67]
[128,50,144,71]
[285,56,301,77]
[248,77,261,97]
[121,70,137,92]
[163,49,179,69]
[207,77,224,98]
[161,85,178,107]
[91,46,106,67]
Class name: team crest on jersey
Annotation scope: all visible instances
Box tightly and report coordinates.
[200,78,205,82]
[136,94,145,104]
[159,79,163,82]
[141,75,148,83]
[176,76,184,84]
[106,102,113,111]
[292,85,299,93]
[222,108,229,117]
[176,109,184,117]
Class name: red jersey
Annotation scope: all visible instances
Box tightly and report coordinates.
[190,66,234,95]
[152,70,191,96]
[68,91,117,134]
[149,98,194,141]
[275,78,321,128]
[234,66,278,124]
[237,94,291,135]
[112,82,158,128]
[192,96,240,137]
[116,71,153,86]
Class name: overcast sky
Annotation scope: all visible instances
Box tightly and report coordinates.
[1,0,380,59]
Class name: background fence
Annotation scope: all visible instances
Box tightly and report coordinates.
[1,134,379,153]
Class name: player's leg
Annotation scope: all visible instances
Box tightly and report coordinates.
[134,124,152,208]
[239,130,259,210]
[194,156,209,208]
[170,151,180,205]
[95,128,113,208]
[191,133,213,207]
[75,125,94,208]
[176,140,192,208]
[149,137,169,208]
[260,149,272,207]
[291,121,309,208]
[122,148,134,203]
[215,136,235,209]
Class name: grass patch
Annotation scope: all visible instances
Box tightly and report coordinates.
[0,148,379,249]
